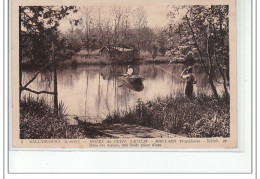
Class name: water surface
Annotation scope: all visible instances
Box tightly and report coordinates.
[22,64,223,122]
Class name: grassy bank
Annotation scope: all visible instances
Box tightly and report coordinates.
[64,56,110,66]
[22,51,191,68]
[140,56,171,64]
[61,55,198,67]
[61,55,173,67]
[103,94,230,138]
[20,96,110,139]
[60,49,173,67]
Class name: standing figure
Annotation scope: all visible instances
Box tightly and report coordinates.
[180,66,196,98]
[127,65,134,76]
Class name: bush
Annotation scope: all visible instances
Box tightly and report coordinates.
[20,95,86,139]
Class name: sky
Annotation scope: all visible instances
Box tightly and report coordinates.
[58,0,171,32]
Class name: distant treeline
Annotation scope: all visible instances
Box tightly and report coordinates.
[61,6,169,60]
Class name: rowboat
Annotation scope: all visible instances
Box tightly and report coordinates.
[119,74,145,84]
[118,75,144,92]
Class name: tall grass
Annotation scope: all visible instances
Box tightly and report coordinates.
[103,93,230,138]
[19,95,108,139]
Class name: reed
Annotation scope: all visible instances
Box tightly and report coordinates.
[103,93,230,138]
[19,95,108,139]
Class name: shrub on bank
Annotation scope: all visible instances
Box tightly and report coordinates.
[19,95,107,139]
[103,94,230,138]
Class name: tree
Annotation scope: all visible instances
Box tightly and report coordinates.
[20,6,77,65]
[103,17,113,47]
[110,6,124,46]
[167,5,230,99]
[154,27,168,55]
[81,6,95,57]
[120,6,132,45]
[19,6,78,99]
[151,43,158,59]
[132,7,148,56]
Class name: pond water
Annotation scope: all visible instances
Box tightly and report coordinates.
[22,64,224,122]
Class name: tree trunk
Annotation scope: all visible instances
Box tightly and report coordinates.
[208,73,219,98]
[218,65,229,95]
[185,16,207,71]
[206,29,219,99]
[212,23,229,97]
[220,19,230,83]
[52,41,58,116]
[87,27,90,58]
[185,15,218,99]
[87,45,90,58]
[178,24,182,41]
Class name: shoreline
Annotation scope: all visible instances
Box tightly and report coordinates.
[65,55,196,66]
[21,55,198,70]
[20,92,229,139]
[102,93,230,138]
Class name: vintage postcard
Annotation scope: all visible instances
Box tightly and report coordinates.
[11,0,237,148]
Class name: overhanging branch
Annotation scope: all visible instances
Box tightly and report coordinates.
[185,15,208,74]
[23,62,52,89]
[23,87,55,95]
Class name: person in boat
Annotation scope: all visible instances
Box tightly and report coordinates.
[180,66,196,98]
[127,65,134,76]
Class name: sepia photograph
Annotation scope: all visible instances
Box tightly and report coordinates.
[12,0,237,148]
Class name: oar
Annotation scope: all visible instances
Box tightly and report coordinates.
[154,65,186,82]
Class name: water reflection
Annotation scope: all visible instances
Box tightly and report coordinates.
[22,64,223,121]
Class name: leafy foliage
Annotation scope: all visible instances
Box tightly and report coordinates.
[166,5,229,61]
[20,6,79,66]
[165,5,230,98]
